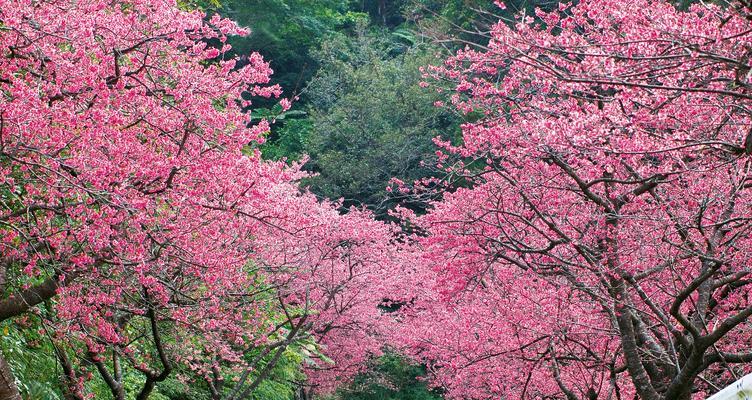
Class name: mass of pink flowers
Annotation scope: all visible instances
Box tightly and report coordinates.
[0,0,399,398]
[393,0,752,399]
[1,0,752,399]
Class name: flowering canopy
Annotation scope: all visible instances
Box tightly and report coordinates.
[394,0,752,399]
[0,0,398,398]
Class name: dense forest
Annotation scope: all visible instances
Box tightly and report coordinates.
[1,0,752,399]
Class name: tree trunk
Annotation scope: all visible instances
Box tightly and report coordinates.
[0,352,21,400]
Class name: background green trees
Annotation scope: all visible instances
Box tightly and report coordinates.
[240,0,557,217]
[329,352,443,400]
[294,30,461,215]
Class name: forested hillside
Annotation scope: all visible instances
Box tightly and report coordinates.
[1,0,752,399]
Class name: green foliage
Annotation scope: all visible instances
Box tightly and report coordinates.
[1,320,63,400]
[261,118,313,161]
[151,375,213,400]
[221,0,368,97]
[329,352,442,400]
[405,0,565,50]
[281,28,462,215]
[176,0,221,11]
[406,0,498,46]
[358,0,410,27]
[247,346,306,400]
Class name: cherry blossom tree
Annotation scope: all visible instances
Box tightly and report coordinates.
[394,0,752,399]
[252,201,405,397]
[0,0,399,398]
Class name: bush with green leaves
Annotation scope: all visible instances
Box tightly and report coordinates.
[328,352,442,400]
[266,27,462,216]
[220,0,368,97]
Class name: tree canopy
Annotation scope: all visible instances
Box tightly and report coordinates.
[2,0,752,399]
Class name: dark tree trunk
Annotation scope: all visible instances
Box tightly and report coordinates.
[0,352,21,400]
